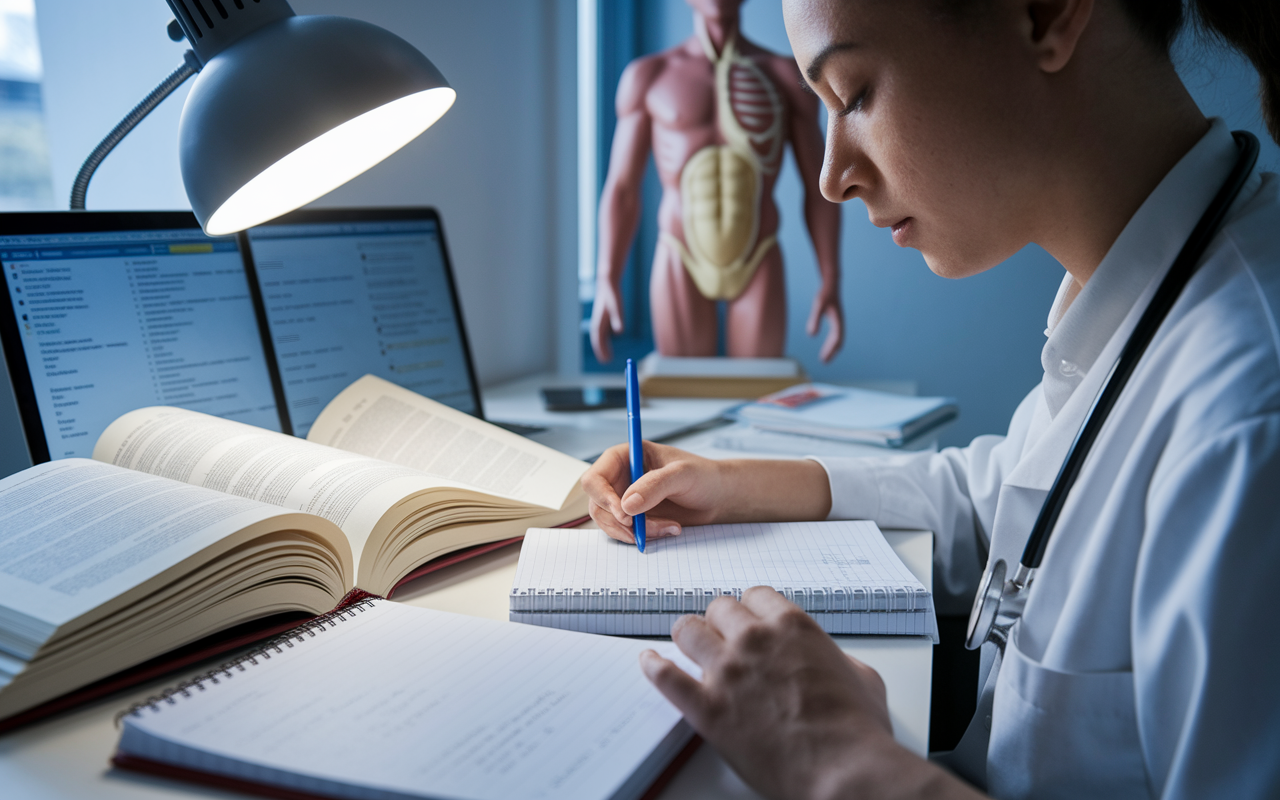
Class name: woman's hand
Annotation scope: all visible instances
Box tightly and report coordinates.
[582,442,729,544]
[581,443,835,544]
[640,588,987,800]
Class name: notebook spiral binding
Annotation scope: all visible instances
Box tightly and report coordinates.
[115,598,379,725]
[510,585,932,614]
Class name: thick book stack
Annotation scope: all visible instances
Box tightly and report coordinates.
[510,521,938,641]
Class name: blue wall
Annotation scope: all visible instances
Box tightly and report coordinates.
[622,0,1280,447]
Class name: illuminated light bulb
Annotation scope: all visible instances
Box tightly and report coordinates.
[205,87,456,235]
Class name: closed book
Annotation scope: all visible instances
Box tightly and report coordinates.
[509,521,938,641]
[636,353,806,398]
[734,383,958,446]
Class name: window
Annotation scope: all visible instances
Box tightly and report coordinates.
[0,0,51,210]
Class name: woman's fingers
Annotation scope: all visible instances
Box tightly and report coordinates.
[621,460,697,516]
[704,595,762,642]
[639,650,709,726]
[646,518,683,538]
[580,447,633,526]
[589,499,634,543]
[670,614,726,666]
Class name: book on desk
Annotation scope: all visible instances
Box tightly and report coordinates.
[732,383,958,447]
[0,374,588,731]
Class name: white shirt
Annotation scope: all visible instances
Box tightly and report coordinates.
[814,119,1280,799]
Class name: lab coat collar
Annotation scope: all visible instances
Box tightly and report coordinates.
[1039,119,1239,418]
[1011,119,1240,492]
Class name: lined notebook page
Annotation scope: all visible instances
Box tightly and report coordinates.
[513,520,923,594]
[119,601,693,800]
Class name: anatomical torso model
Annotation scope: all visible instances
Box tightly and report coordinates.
[590,0,842,363]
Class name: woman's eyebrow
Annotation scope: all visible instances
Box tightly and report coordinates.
[804,41,860,83]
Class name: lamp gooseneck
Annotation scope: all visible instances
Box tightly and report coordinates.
[69,50,199,210]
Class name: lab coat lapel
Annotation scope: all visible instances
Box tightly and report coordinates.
[988,312,1133,566]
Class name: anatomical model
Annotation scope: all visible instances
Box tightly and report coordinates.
[590,0,843,363]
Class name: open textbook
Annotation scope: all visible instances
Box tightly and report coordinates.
[0,375,588,727]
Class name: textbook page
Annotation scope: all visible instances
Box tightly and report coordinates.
[119,601,695,800]
[0,459,308,659]
[307,375,586,510]
[94,407,487,569]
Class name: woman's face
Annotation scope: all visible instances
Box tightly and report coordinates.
[784,0,1055,278]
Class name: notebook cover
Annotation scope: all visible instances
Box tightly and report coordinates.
[111,735,703,800]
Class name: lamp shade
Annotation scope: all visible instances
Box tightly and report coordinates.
[178,15,455,235]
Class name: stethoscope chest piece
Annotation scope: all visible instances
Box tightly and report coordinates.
[964,558,1034,651]
[965,558,1005,651]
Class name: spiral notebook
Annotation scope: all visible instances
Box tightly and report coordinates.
[510,521,938,641]
[113,600,698,800]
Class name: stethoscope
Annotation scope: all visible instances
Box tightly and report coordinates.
[964,130,1261,653]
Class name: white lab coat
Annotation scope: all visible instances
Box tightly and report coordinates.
[814,119,1280,799]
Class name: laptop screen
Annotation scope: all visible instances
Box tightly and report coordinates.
[242,210,481,438]
[0,217,282,461]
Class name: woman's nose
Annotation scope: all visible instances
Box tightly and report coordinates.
[820,120,863,203]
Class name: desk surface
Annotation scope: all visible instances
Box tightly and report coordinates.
[0,528,932,800]
[484,372,931,462]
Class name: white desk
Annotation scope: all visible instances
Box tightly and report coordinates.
[484,372,742,461]
[484,372,934,462]
[0,528,932,800]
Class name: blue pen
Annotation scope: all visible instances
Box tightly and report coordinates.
[625,358,646,552]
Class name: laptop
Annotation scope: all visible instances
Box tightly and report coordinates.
[239,207,482,437]
[0,212,283,463]
[0,207,502,470]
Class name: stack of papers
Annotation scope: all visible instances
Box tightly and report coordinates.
[732,383,957,447]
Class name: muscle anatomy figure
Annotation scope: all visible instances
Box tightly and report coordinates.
[590,0,843,363]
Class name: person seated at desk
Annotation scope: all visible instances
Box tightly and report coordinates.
[583,0,1280,797]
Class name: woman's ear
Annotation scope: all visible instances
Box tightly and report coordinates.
[1022,0,1095,73]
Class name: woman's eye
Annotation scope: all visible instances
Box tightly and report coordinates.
[840,87,870,116]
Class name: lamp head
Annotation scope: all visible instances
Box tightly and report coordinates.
[166,0,455,235]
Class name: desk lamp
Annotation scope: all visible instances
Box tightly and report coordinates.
[70,0,456,235]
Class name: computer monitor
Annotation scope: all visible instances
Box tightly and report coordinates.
[240,207,483,437]
[0,212,283,462]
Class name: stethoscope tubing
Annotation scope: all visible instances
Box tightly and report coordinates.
[1018,130,1260,572]
[965,130,1261,653]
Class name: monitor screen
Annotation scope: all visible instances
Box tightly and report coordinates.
[243,211,480,438]
[0,221,282,461]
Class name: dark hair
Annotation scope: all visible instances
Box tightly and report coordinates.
[1119,0,1280,144]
